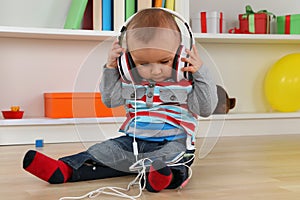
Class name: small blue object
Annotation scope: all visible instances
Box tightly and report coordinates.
[35,139,44,148]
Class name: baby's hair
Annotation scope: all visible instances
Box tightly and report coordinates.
[126,9,181,46]
[127,9,180,31]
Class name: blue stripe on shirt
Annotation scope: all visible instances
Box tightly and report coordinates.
[126,133,186,142]
[129,121,177,130]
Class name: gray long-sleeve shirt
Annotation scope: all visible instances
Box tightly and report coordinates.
[100,64,218,118]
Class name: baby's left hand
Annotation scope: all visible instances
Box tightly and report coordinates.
[181,44,203,74]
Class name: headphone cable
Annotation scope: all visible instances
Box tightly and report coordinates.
[131,81,139,161]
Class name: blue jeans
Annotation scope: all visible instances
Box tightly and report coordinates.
[60,135,194,186]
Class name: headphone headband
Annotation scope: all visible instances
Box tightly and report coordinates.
[118,7,194,49]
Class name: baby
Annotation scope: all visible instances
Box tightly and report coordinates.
[23,8,218,192]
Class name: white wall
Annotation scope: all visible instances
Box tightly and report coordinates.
[200,43,300,113]
[0,38,112,117]
[190,0,300,113]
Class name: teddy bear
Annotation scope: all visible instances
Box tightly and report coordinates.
[213,85,236,114]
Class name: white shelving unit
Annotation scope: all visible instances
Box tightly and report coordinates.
[1,0,300,145]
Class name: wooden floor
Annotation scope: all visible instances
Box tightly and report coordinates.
[1,135,300,200]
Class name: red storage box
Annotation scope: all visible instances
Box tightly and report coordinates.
[44,92,126,118]
[239,13,270,34]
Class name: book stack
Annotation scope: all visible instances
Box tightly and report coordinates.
[64,0,183,31]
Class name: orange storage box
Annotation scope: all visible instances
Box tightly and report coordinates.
[44,92,126,118]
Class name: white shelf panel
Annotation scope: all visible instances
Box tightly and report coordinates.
[194,33,300,44]
[200,112,300,121]
[0,26,116,41]
[1,112,300,145]
[2,26,300,44]
[0,117,126,126]
[1,112,299,126]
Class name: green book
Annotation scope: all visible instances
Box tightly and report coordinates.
[125,0,136,20]
[64,0,89,29]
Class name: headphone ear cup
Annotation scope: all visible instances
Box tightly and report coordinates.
[172,45,192,82]
[126,52,142,83]
[117,52,131,83]
[117,51,141,83]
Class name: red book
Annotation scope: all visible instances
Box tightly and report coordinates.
[82,0,93,30]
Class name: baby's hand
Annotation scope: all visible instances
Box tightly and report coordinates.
[181,45,203,74]
[107,39,125,69]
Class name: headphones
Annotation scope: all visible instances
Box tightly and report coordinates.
[117,7,195,83]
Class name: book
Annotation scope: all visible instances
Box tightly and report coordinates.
[154,0,166,7]
[165,0,174,11]
[114,0,125,31]
[125,0,136,20]
[64,0,89,29]
[102,0,113,30]
[137,0,152,11]
[82,0,93,30]
[93,0,102,30]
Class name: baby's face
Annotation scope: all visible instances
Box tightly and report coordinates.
[130,48,175,82]
[128,29,180,82]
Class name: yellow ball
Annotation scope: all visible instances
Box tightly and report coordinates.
[264,53,300,112]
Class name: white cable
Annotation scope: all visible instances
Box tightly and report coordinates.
[59,159,149,200]
[131,81,139,160]
[59,155,194,200]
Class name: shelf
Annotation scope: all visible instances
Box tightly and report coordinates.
[0,117,126,126]
[200,112,300,120]
[1,112,299,145]
[194,33,300,44]
[2,26,300,44]
[0,26,116,41]
[1,112,299,126]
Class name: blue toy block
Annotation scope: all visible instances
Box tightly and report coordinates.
[35,139,44,148]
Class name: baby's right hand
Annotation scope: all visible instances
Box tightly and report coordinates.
[106,39,124,69]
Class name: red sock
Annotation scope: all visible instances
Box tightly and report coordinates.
[146,160,173,192]
[23,150,72,184]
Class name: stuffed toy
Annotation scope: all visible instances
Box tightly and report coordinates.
[213,85,236,114]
